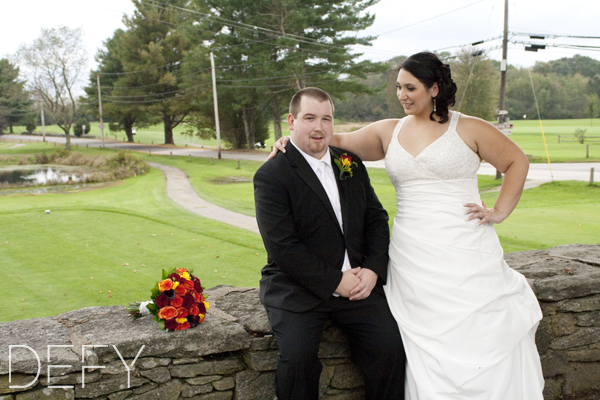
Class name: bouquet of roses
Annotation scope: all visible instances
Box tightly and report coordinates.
[127,267,208,331]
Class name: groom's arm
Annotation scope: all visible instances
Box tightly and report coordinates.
[254,160,344,301]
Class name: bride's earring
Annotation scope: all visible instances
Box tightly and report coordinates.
[433,98,437,113]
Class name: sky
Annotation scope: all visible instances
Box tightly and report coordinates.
[1,0,599,73]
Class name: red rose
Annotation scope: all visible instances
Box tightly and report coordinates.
[188,304,200,317]
[177,308,188,319]
[183,280,194,290]
[169,273,185,283]
[194,278,202,293]
[189,290,201,303]
[175,321,191,331]
[198,302,206,315]
[176,285,187,296]
[156,294,170,308]
[188,315,200,327]
[171,296,183,308]
[157,306,177,320]
[341,154,352,163]
[183,293,195,307]
[164,319,178,330]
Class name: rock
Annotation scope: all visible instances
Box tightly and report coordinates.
[542,377,564,400]
[551,313,577,337]
[563,362,600,395]
[330,364,364,390]
[170,357,245,378]
[211,377,234,391]
[248,337,276,351]
[210,288,272,334]
[74,374,147,398]
[234,370,275,400]
[135,358,170,370]
[559,295,600,313]
[138,367,170,383]
[243,351,278,372]
[107,390,131,400]
[576,311,600,327]
[536,318,554,354]
[550,328,600,350]
[185,376,221,386]
[40,372,101,387]
[126,379,183,400]
[540,350,568,378]
[172,358,202,366]
[14,387,74,399]
[568,348,600,362]
[181,383,212,397]
[0,375,39,395]
[188,391,233,400]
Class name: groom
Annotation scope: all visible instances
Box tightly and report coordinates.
[254,87,405,400]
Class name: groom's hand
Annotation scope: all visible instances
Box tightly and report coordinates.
[334,268,361,297]
[349,268,377,301]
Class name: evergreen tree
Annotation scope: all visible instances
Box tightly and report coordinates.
[0,58,33,134]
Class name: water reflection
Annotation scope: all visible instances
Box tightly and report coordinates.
[0,167,88,185]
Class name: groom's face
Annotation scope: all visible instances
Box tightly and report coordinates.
[287,96,334,160]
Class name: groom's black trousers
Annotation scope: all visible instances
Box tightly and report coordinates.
[265,290,406,400]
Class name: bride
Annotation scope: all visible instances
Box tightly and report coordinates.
[271,52,544,399]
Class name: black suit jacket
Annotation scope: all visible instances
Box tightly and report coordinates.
[253,144,390,312]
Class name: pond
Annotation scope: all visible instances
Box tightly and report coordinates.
[0,166,89,185]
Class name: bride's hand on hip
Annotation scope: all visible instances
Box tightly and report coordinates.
[268,136,290,159]
[464,201,506,225]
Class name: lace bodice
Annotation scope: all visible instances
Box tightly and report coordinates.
[385,111,481,186]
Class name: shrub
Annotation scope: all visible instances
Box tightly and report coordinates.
[25,119,37,133]
[73,118,91,137]
[574,128,587,144]
[34,153,49,164]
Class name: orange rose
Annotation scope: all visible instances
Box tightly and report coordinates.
[190,290,201,303]
[158,279,173,292]
[176,285,187,296]
[176,268,187,275]
[177,308,188,319]
[171,296,183,308]
[183,280,195,290]
[175,321,191,331]
[157,306,177,320]
[188,304,200,317]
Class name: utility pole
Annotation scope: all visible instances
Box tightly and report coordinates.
[210,52,222,160]
[97,74,105,147]
[495,0,509,180]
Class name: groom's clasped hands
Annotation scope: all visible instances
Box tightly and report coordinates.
[335,267,378,300]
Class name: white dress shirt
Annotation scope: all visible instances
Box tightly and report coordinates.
[290,139,351,272]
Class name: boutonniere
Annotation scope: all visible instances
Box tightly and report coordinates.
[334,153,358,180]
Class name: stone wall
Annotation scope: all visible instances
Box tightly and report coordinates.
[1,243,599,400]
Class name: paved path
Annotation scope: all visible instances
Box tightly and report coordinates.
[149,162,260,235]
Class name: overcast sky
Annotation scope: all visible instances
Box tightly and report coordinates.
[1,0,598,72]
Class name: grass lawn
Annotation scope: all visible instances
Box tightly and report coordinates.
[0,144,598,322]
[0,151,265,323]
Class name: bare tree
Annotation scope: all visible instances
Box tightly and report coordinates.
[18,26,87,149]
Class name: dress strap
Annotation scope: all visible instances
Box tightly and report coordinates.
[448,111,460,132]
[392,117,407,140]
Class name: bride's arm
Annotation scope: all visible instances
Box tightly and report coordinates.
[271,119,399,161]
[460,116,529,225]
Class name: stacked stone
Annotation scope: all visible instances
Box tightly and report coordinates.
[507,244,600,400]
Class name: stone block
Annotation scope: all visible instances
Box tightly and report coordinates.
[564,362,600,395]
[131,383,156,394]
[212,377,234,391]
[318,341,351,359]
[14,388,74,400]
[172,358,202,366]
[320,389,365,400]
[135,358,170,370]
[40,372,101,387]
[551,313,577,337]
[568,348,600,362]
[542,377,564,400]
[107,390,132,400]
[211,288,272,334]
[0,375,39,395]
[170,357,245,378]
[550,328,600,350]
[330,364,364,390]
[0,395,14,400]
[74,374,147,398]
[234,370,275,400]
[243,350,278,372]
[248,337,276,351]
[181,383,212,397]
[536,318,554,354]
[138,366,170,383]
[540,350,568,378]
[576,311,600,327]
[186,376,221,386]
[188,390,233,400]
[127,379,183,400]
[560,295,600,313]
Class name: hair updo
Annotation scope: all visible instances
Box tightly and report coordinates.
[399,52,457,124]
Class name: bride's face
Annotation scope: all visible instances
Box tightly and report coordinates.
[396,69,438,116]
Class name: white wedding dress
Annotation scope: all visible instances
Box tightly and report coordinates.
[383,111,545,399]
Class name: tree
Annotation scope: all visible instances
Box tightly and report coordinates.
[0,58,33,134]
[449,48,498,121]
[83,29,158,142]
[191,0,388,145]
[18,26,87,149]
[586,93,600,126]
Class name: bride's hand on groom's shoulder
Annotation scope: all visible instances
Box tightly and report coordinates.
[269,136,291,159]
[349,268,378,301]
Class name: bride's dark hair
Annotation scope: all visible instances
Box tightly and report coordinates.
[400,52,457,123]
